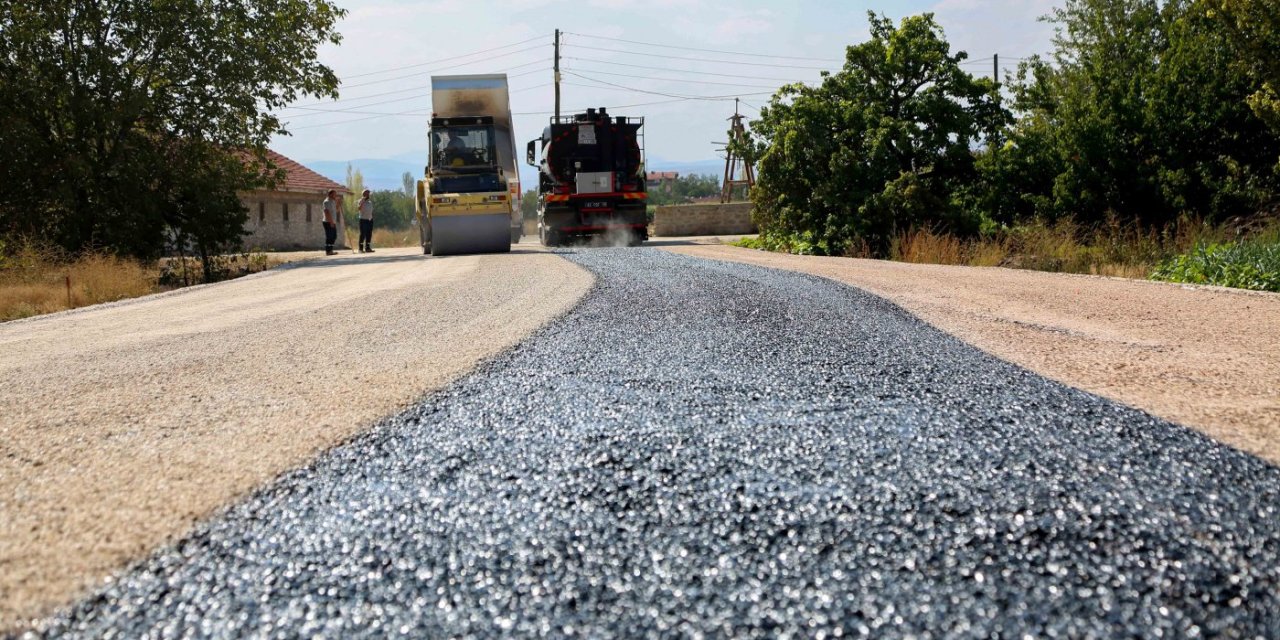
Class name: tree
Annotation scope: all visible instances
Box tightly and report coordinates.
[1214,0,1280,138]
[0,0,344,261]
[160,141,262,281]
[747,13,1006,255]
[648,174,721,206]
[986,0,1280,227]
[402,172,416,197]
[369,190,414,230]
[343,163,365,227]
[520,189,539,220]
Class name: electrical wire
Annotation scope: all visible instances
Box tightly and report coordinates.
[280,82,554,119]
[513,98,702,116]
[565,44,834,70]
[563,57,816,82]
[561,65,788,89]
[340,35,547,79]
[289,96,693,129]
[562,31,841,62]
[284,94,430,118]
[279,66,550,110]
[564,72,776,101]
[286,110,429,130]
[338,45,545,89]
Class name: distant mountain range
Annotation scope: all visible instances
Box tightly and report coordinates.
[303,158,422,192]
[301,154,726,193]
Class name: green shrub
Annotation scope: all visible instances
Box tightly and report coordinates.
[1150,241,1280,292]
[732,231,834,256]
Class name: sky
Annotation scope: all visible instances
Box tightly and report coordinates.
[272,0,1063,176]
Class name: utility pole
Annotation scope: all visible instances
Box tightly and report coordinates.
[993,53,999,87]
[554,29,561,121]
[721,98,756,204]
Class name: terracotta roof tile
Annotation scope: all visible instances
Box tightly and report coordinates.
[265,150,348,194]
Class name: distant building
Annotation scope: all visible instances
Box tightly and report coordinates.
[241,151,349,251]
[646,171,680,191]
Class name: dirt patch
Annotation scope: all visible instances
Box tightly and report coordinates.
[0,246,592,630]
[667,244,1280,465]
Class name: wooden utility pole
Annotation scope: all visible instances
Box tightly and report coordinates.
[720,98,756,203]
[554,29,561,120]
[993,53,999,86]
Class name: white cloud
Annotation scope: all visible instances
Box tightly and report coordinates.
[711,12,776,43]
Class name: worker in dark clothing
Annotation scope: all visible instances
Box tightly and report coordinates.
[321,189,340,255]
[357,189,375,253]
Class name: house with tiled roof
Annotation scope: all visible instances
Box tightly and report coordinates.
[241,150,349,251]
[646,171,680,191]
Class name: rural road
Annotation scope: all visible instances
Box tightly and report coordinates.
[21,246,1280,637]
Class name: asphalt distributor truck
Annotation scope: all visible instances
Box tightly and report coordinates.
[526,107,648,247]
[415,74,521,256]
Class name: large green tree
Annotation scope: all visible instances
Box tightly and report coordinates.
[747,13,1005,255]
[987,0,1280,227]
[0,0,344,259]
[1214,0,1280,138]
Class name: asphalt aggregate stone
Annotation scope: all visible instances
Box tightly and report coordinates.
[34,248,1280,638]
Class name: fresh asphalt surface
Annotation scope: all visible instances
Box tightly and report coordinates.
[38,248,1280,638]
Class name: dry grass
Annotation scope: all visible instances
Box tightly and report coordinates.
[372,227,419,248]
[1,238,288,322]
[890,229,968,265]
[344,226,420,250]
[0,245,157,322]
[886,217,1243,277]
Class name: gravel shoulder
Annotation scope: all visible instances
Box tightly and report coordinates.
[666,244,1280,464]
[0,245,593,630]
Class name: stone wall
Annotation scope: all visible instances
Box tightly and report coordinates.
[240,190,347,251]
[652,202,756,237]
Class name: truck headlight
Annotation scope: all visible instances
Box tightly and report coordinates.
[486,195,507,202]
[431,197,457,205]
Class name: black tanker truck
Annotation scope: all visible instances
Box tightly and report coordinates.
[526,108,647,247]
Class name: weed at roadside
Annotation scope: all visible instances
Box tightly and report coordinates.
[1151,240,1280,292]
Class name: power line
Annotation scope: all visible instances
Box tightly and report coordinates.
[340,35,546,79]
[284,94,430,118]
[565,44,835,70]
[339,45,545,89]
[561,65,787,89]
[289,96,697,130]
[286,110,429,130]
[562,31,840,62]
[280,82,555,119]
[514,98,701,116]
[279,65,550,110]
[564,72,776,101]
[563,57,815,82]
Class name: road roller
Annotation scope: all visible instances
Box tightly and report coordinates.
[415,74,520,256]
